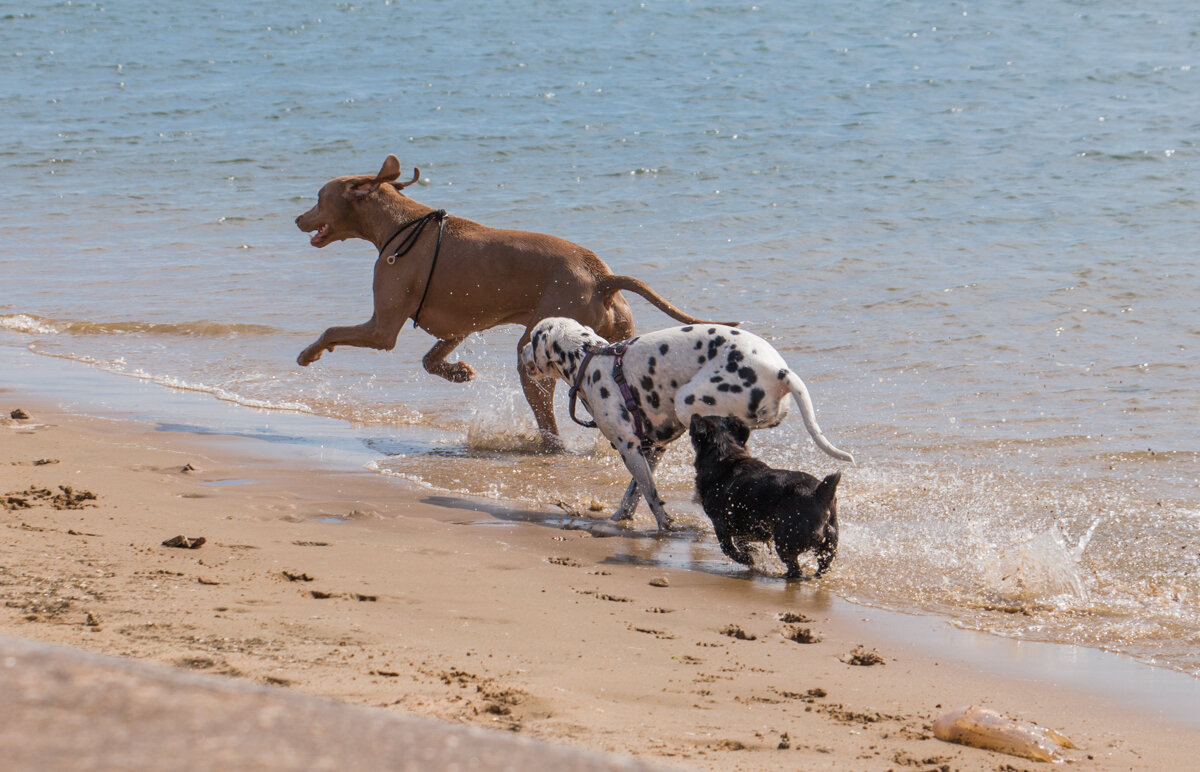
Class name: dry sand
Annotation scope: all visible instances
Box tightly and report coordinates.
[2,394,1199,771]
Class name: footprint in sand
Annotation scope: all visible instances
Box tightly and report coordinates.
[9,458,59,467]
[628,624,677,640]
[841,645,886,666]
[719,624,757,641]
[783,625,821,644]
[573,588,633,603]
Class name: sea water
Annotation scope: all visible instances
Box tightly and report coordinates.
[2,0,1198,674]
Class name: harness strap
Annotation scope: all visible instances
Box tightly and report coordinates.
[567,340,654,453]
[378,209,448,331]
[410,214,447,330]
[568,348,601,429]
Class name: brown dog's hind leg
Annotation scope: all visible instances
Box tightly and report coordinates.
[422,337,474,383]
[520,366,561,451]
[516,328,563,451]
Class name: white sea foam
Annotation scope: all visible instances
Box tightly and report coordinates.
[127,369,315,413]
[0,314,59,335]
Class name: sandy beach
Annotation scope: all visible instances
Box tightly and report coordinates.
[2,388,1199,771]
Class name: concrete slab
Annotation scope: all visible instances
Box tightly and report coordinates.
[0,635,669,772]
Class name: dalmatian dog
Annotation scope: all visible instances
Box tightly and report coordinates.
[519,317,854,532]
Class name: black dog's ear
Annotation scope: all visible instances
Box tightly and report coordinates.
[730,417,751,446]
[816,471,841,503]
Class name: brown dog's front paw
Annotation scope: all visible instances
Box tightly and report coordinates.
[297,346,323,366]
[447,362,475,383]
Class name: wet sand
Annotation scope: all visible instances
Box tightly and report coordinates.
[2,390,1199,770]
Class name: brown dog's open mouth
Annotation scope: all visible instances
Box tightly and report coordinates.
[309,224,331,247]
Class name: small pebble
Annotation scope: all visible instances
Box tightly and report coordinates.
[649,576,669,588]
[162,535,206,549]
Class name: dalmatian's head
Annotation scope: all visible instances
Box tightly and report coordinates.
[520,317,603,381]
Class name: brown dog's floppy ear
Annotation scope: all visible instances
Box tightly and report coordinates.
[392,167,420,190]
[348,155,405,201]
[376,154,402,183]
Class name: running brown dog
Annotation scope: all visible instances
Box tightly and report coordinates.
[295,154,716,449]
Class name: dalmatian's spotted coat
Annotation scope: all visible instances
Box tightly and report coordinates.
[519,317,853,531]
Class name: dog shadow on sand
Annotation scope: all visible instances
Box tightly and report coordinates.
[421,494,831,584]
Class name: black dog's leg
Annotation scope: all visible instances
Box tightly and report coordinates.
[814,509,839,576]
[814,538,837,576]
[774,521,809,580]
[715,529,754,566]
[780,551,804,581]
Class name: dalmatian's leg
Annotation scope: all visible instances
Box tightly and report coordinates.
[610,447,665,522]
[611,479,640,521]
[612,446,672,532]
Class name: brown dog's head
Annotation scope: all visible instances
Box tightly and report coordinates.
[295,154,421,248]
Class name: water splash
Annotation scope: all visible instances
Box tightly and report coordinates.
[464,384,545,453]
[987,518,1100,604]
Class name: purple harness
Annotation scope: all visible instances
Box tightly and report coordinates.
[568,339,653,453]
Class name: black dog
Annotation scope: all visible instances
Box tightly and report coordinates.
[689,414,841,579]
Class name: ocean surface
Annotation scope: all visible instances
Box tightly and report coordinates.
[3,1,1198,675]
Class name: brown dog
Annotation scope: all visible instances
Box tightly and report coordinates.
[295,154,716,449]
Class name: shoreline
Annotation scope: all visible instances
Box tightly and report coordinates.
[3,346,1200,769]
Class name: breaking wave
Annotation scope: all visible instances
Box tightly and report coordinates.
[1,313,280,338]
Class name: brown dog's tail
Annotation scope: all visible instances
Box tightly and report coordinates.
[598,274,740,327]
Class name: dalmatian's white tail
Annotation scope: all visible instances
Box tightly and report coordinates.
[783,371,855,464]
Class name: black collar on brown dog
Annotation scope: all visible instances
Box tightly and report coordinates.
[568,340,653,454]
[378,209,448,330]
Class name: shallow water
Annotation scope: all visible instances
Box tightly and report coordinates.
[2,1,1198,675]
